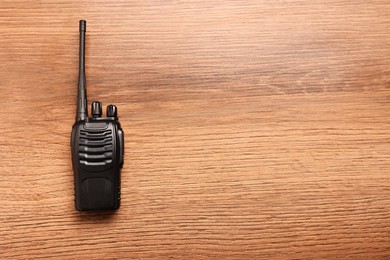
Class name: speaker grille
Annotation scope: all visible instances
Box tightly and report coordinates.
[79,129,113,167]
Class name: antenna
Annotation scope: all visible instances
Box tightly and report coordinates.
[76,20,88,121]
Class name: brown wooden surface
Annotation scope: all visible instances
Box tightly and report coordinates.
[0,0,389,259]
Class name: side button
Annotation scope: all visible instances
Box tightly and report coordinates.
[118,129,124,167]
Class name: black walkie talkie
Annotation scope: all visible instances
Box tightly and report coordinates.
[71,20,124,211]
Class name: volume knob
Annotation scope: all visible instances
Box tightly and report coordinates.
[92,101,102,117]
[107,105,117,118]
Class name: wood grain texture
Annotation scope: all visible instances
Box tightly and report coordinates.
[0,0,389,259]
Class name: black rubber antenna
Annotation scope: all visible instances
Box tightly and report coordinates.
[76,20,88,121]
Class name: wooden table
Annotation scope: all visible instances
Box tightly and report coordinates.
[1,1,389,259]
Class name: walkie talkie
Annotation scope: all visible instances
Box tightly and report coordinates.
[71,20,124,211]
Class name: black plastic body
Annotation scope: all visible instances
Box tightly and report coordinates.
[71,118,124,210]
[71,20,124,211]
